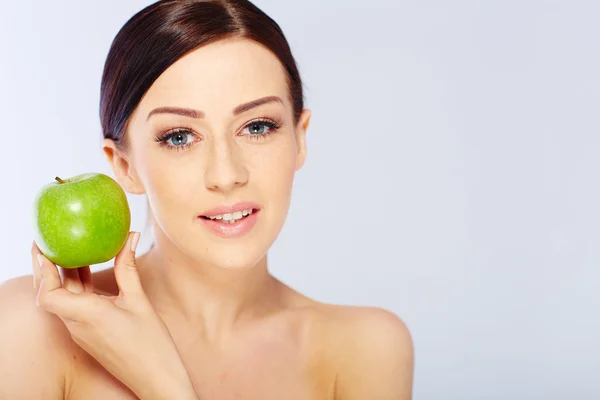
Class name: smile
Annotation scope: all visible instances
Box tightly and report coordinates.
[198,203,261,238]
[202,208,255,224]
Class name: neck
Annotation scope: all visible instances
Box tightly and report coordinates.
[137,233,283,342]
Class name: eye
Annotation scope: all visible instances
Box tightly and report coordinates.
[155,128,198,151]
[244,121,271,135]
[240,118,284,139]
[166,130,193,146]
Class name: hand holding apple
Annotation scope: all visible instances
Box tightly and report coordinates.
[32,232,199,400]
[32,173,131,268]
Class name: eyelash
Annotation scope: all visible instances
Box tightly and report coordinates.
[153,117,285,152]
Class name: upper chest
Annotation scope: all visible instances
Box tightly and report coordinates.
[67,317,336,400]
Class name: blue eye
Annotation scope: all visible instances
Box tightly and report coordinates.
[247,122,269,135]
[155,129,196,152]
[167,131,190,146]
[241,119,283,139]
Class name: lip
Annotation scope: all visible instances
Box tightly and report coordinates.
[200,201,261,218]
[197,208,260,239]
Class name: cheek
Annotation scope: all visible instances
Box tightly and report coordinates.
[136,149,201,212]
[250,139,298,209]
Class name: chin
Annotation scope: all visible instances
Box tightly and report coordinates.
[191,213,282,270]
[203,250,268,270]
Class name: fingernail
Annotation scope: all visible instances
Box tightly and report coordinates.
[37,254,45,277]
[130,232,140,252]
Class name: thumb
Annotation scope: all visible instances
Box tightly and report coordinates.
[37,254,86,322]
[113,231,143,297]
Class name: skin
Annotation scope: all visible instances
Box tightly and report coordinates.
[0,37,414,399]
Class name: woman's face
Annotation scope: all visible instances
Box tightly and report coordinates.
[105,38,310,269]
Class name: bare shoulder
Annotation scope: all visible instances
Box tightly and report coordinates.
[321,303,411,335]
[0,275,73,398]
[310,303,414,400]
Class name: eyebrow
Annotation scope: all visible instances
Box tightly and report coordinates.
[146,95,284,121]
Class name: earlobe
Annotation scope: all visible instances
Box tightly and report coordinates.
[101,138,145,195]
[295,109,311,171]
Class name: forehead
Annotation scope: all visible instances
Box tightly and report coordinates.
[135,38,290,120]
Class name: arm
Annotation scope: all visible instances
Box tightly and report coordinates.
[0,276,69,399]
[335,307,414,400]
[33,233,201,400]
[0,276,199,400]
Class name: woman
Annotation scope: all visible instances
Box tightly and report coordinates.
[0,0,413,398]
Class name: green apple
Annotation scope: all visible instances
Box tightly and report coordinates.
[33,173,131,268]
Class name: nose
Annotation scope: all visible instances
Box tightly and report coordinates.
[204,138,249,192]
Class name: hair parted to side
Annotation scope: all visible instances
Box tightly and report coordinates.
[100,0,305,151]
[99,0,306,246]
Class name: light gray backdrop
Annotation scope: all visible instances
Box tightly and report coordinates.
[1,1,598,399]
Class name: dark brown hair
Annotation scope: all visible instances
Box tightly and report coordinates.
[100,0,305,149]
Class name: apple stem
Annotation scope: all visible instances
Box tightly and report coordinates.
[55,177,66,184]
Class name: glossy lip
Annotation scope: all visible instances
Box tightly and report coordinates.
[198,207,260,239]
[200,201,261,218]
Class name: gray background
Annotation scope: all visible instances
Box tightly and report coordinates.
[1,1,598,398]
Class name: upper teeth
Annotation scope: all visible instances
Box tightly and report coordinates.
[208,209,253,221]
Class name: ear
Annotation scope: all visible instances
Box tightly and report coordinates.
[102,138,145,195]
[294,108,311,171]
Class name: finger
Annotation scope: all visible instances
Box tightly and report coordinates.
[100,294,118,303]
[31,241,42,289]
[38,283,97,322]
[36,254,94,321]
[60,267,84,294]
[37,254,62,293]
[113,231,144,297]
[78,266,94,293]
